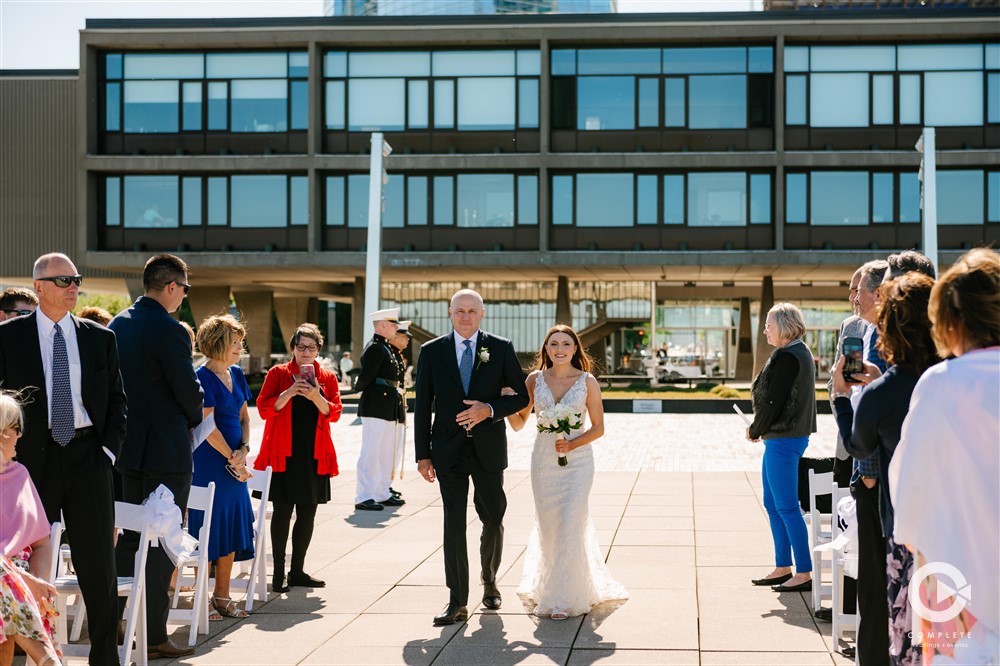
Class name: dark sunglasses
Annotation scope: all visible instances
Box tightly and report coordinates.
[174,281,191,295]
[1,309,33,317]
[38,275,83,288]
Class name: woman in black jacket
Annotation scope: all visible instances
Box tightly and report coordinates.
[747,303,817,592]
[831,272,938,666]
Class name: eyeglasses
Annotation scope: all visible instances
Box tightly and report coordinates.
[3,423,21,435]
[295,344,319,353]
[37,275,83,288]
[1,309,33,317]
[173,281,191,295]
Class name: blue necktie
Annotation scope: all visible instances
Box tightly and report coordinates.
[51,324,75,446]
[459,339,473,395]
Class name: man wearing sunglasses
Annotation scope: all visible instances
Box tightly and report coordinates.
[0,252,127,666]
[110,253,204,660]
[0,286,38,321]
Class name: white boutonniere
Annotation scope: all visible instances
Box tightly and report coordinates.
[476,347,490,369]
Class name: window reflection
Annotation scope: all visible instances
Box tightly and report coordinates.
[688,173,746,227]
[577,173,633,227]
[457,174,514,227]
[688,76,746,129]
[577,76,634,130]
[937,170,984,225]
[233,176,285,227]
[811,172,868,226]
[123,81,178,133]
[123,176,178,228]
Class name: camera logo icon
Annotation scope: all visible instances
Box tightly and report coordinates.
[909,562,971,623]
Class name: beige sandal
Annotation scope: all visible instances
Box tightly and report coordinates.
[211,595,249,619]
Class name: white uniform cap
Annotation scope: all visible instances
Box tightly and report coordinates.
[397,320,413,335]
[367,307,400,323]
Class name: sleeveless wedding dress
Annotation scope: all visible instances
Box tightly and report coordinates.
[517,372,629,618]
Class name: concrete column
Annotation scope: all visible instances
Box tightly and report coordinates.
[734,297,754,381]
[125,279,144,303]
[352,276,365,361]
[233,290,273,374]
[186,286,230,327]
[753,276,775,378]
[555,276,572,326]
[774,34,785,252]
[274,296,311,348]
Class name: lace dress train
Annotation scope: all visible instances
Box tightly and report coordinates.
[517,372,628,618]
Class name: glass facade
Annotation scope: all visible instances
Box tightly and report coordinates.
[552,172,771,227]
[324,49,540,132]
[103,51,307,134]
[784,43,998,127]
[552,46,773,131]
[324,172,538,227]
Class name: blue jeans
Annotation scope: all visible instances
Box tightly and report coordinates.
[761,436,812,573]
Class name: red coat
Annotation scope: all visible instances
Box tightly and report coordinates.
[254,359,342,475]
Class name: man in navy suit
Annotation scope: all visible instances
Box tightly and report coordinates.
[414,289,528,626]
[111,254,204,660]
[0,252,127,665]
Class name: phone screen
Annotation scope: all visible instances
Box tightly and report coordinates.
[842,337,864,381]
[299,364,316,385]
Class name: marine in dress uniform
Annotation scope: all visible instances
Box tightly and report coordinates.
[354,308,406,511]
[387,320,414,497]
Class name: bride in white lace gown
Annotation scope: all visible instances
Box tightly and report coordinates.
[505,325,628,620]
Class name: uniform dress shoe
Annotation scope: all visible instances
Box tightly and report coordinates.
[751,573,792,586]
[288,570,325,588]
[390,487,402,498]
[482,581,502,610]
[433,602,469,626]
[772,579,812,592]
[355,499,384,511]
[380,496,405,507]
[147,639,195,659]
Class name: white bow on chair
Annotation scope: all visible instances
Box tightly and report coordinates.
[143,484,198,566]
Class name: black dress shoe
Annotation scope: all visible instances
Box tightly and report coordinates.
[380,496,406,507]
[814,607,832,622]
[288,571,325,588]
[433,602,469,626]
[751,573,792,586]
[482,581,502,610]
[272,573,289,593]
[147,640,195,659]
[390,487,402,498]
[842,646,856,659]
[355,499,384,511]
[772,579,812,592]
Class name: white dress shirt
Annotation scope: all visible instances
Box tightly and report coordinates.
[35,310,93,430]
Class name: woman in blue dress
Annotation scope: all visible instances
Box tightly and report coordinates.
[188,314,256,620]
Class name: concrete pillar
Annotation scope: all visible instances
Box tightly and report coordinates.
[352,276,365,361]
[734,297,754,381]
[125,279,144,303]
[186,286,231,328]
[555,276,572,327]
[753,276,775,378]
[233,290,273,374]
[274,296,311,349]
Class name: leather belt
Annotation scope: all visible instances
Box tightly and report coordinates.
[374,378,400,389]
[53,426,95,442]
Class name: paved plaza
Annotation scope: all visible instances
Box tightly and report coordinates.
[57,412,854,665]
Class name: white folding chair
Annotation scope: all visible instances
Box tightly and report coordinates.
[223,466,272,612]
[49,502,153,666]
[168,481,216,646]
[831,484,858,647]
[807,469,834,612]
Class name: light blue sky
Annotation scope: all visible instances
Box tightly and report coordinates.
[0,0,761,70]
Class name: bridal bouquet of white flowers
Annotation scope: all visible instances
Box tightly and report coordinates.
[536,404,583,467]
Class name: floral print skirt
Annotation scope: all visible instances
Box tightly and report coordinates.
[0,548,61,659]
[887,536,920,666]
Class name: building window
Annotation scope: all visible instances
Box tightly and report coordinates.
[102,51,308,135]
[101,174,306,229]
[324,172,538,228]
[783,43,997,128]
[552,46,773,131]
[324,49,540,132]
[552,171,771,227]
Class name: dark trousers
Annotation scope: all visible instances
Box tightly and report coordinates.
[270,501,318,575]
[437,443,506,606]
[36,434,118,666]
[853,480,889,666]
[116,469,192,646]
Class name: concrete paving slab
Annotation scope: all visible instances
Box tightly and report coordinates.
[434,644,571,665]
[177,613,357,664]
[567,648,701,665]
[613,528,695,546]
[700,651,838,665]
[576,589,698,650]
[454,611,583,647]
[255,583,394,615]
[300,645,439,665]
[619,515,694,531]
[317,613,463,647]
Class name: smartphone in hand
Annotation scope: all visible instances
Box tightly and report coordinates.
[299,364,316,386]
[842,337,864,382]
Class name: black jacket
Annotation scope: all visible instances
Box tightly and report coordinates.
[750,340,817,440]
[109,297,204,474]
[0,311,127,486]
[413,330,528,473]
[356,334,405,422]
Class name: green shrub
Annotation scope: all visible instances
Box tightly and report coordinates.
[75,292,131,316]
[714,386,742,399]
[700,382,720,392]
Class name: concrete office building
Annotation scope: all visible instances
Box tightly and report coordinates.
[0,9,997,378]
[326,0,617,17]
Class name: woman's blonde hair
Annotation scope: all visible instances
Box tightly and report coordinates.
[0,391,25,435]
[767,303,807,341]
[196,314,246,362]
[929,248,1000,356]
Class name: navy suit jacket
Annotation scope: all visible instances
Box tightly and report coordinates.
[109,296,204,474]
[413,330,528,473]
[0,311,127,487]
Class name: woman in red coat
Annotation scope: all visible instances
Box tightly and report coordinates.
[255,323,342,592]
